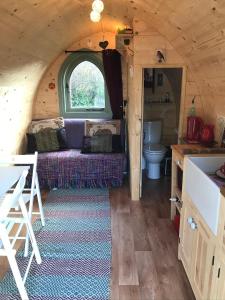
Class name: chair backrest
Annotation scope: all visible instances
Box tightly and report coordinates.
[0,152,38,167]
[0,152,38,190]
[0,170,28,220]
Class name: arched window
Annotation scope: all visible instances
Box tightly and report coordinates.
[58,51,112,119]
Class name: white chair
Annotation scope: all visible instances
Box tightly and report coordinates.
[0,152,45,256]
[0,169,42,300]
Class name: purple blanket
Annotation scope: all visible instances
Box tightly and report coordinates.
[37,149,126,189]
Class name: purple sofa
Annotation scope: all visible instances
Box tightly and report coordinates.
[37,119,126,189]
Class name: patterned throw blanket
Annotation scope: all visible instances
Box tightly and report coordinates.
[36,149,126,189]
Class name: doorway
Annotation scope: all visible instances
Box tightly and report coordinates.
[140,67,184,196]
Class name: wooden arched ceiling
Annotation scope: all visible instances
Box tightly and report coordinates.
[1,0,224,76]
[0,0,225,153]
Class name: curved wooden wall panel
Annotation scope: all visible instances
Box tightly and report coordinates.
[33,32,115,119]
[0,0,224,157]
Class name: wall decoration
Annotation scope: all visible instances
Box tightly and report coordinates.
[99,21,108,50]
[99,40,108,49]
[156,49,166,63]
[48,82,55,90]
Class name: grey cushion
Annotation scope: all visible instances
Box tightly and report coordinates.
[82,135,123,154]
[35,128,60,152]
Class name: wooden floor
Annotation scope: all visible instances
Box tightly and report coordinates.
[110,175,195,300]
[0,176,195,299]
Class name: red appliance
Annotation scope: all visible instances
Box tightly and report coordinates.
[200,124,214,145]
[186,116,203,143]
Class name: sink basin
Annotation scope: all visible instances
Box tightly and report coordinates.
[185,156,225,235]
[182,148,225,155]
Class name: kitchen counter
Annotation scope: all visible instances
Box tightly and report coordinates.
[171,144,225,156]
[171,144,205,154]
[171,144,225,201]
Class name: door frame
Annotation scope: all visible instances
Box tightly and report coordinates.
[139,64,187,199]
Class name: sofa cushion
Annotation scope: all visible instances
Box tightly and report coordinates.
[81,135,123,154]
[85,120,121,136]
[57,127,68,149]
[27,133,37,153]
[28,117,64,133]
[27,128,67,153]
[35,128,60,152]
[64,119,85,149]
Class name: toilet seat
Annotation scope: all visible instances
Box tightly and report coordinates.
[142,121,166,179]
[144,143,166,153]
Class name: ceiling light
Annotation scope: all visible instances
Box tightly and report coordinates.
[90,10,101,22]
[92,0,104,13]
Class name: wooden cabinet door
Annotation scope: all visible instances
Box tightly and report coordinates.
[191,217,216,300]
[216,250,225,300]
[215,194,225,300]
[180,195,217,300]
[179,199,195,273]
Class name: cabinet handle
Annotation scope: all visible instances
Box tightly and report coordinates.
[170,197,177,202]
[187,217,193,225]
[218,268,221,278]
[191,221,197,230]
[176,160,181,166]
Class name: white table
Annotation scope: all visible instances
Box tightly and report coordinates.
[0,166,30,198]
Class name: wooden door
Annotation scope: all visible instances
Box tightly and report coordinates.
[179,198,196,273]
[139,68,145,199]
[191,216,216,300]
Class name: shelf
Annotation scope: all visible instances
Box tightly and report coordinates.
[172,187,182,214]
[116,33,134,38]
[175,201,182,213]
[175,187,182,201]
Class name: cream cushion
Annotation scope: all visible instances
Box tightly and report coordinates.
[28,117,64,133]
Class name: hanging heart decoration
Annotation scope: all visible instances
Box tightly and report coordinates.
[99,40,109,49]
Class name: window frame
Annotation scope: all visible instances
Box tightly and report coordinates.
[58,51,112,119]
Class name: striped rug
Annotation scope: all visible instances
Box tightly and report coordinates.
[0,189,111,300]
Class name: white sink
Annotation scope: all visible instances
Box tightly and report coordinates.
[185,156,225,235]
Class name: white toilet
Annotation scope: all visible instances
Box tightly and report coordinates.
[143,120,167,179]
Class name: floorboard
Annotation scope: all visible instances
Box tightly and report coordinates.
[0,177,195,300]
[110,175,195,300]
